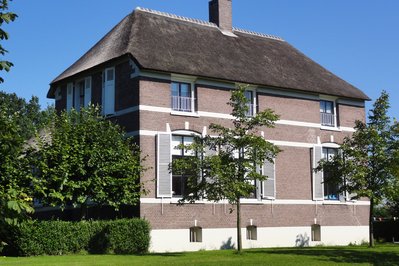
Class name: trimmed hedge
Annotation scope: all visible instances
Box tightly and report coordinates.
[2,218,150,256]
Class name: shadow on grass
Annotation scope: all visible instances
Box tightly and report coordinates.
[248,246,399,265]
[145,252,184,257]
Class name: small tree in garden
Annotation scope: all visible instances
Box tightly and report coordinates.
[30,106,147,218]
[172,85,280,252]
[317,91,399,247]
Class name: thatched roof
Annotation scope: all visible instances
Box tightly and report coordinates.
[48,7,369,100]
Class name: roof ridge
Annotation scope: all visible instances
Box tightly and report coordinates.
[136,7,284,41]
[136,7,218,28]
[233,27,284,41]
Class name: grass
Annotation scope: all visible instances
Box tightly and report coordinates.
[1,244,399,266]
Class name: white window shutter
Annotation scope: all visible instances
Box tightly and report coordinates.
[66,83,73,111]
[157,133,172,197]
[313,146,324,200]
[84,77,92,107]
[103,67,115,115]
[262,159,275,199]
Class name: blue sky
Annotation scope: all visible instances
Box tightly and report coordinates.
[1,0,398,119]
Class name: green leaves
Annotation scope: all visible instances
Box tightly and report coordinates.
[316,91,399,247]
[173,85,280,203]
[0,0,17,83]
[30,105,145,215]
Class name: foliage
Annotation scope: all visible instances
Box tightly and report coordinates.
[30,106,146,215]
[0,0,17,83]
[173,85,280,252]
[107,219,151,254]
[0,91,50,226]
[317,91,399,247]
[1,218,150,256]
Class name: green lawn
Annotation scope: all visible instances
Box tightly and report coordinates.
[1,245,399,266]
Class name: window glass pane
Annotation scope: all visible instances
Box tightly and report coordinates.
[320,101,326,113]
[172,176,182,196]
[171,82,179,97]
[180,83,190,97]
[325,101,333,114]
[106,69,114,81]
[172,136,182,156]
[183,136,194,156]
[244,91,253,103]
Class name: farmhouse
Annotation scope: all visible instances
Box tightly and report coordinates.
[47,0,370,252]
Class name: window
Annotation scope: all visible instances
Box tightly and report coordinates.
[172,135,194,197]
[190,227,202,242]
[320,100,335,127]
[246,225,257,240]
[311,224,321,241]
[244,90,255,117]
[103,67,115,115]
[171,82,194,112]
[75,80,85,109]
[322,147,339,200]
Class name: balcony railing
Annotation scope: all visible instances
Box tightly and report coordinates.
[245,103,254,117]
[320,112,335,127]
[171,96,192,112]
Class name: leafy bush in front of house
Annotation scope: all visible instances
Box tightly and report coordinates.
[107,219,151,254]
[1,218,150,256]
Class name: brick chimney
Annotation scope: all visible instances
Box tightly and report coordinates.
[209,0,232,32]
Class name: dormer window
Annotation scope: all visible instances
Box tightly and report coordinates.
[171,82,194,113]
[320,100,335,127]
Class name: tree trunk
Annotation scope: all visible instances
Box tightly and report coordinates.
[236,197,242,252]
[369,197,374,247]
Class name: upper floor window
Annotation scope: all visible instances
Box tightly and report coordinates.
[66,77,92,112]
[322,147,339,200]
[320,100,335,127]
[172,135,194,197]
[103,67,115,115]
[171,82,194,113]
[244,90,255,117]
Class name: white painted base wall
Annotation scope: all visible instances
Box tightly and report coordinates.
[150,226,369,252]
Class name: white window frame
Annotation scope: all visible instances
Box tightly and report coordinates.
[171,130,199,197]
[320,95,338,130]
[320,142,342,202]
[170,74,196,116]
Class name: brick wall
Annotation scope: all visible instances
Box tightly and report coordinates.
[141,202,369,230]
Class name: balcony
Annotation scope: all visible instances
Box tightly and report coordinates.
[171,96,192,112]
[320,112,335,127]
[245,103,254,117]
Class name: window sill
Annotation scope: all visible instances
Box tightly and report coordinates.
[320,126,341,132]
[171,111,200,117]
[322,200,346,205]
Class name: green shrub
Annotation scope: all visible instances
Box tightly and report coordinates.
[1,218,150,256]
[108,219,150,254]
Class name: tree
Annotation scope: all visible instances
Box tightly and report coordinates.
[0,0,17,83]
[317,91,399,247]
[30,106,146,219]
[0,92,48,226]
[0,105,34,226]
[172,85,280,252]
